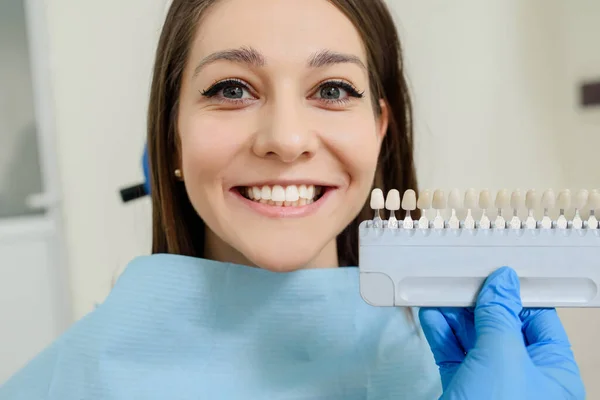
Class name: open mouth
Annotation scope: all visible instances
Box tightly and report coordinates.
[235,184,328,207]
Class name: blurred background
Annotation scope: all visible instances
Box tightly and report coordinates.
[1,0,599,394]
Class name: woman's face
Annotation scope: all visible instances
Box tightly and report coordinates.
[177,0,387,271]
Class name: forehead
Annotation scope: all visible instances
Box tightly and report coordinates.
[193,0,367,63]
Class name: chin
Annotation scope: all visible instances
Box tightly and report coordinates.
[242,242,335,273]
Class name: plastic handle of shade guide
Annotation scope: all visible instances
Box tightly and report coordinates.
[358,220,600,308]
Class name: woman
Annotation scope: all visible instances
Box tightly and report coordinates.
[0,0,585,398]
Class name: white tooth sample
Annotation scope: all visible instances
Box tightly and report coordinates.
[401,189,417,229]
[370,188,384,228]
[575,189,589,210]
[479,190,492,209]
[478,190,492,229]
[386,189,401,210]
[587,189,600,229]
[417,189,431,229]
[525,189,538,229]
[261,186,272,200]
[463,189,477,229]
[494,189,509,229]
[447,189,461,229]
[557,189,571,210]
[385,189,400,229]
[271,185,286,203]
[417,189,432,210]
[541,189,556,209]
[252,186,262,200]
[298,185,309,199]
[495,189,510,209]
[285,185,299,202]
[509,189,523,229]
[402,189,417,211]
[464,189,477,209]
[432,189,446,229]
[573,189,588,229]
[556,190,571,229]
[432,190,446,210]
[540,189,555,229]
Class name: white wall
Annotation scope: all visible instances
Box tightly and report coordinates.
[39,0,600,395]
[44,0,164,318]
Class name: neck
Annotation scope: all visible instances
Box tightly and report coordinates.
[203,228,339,271]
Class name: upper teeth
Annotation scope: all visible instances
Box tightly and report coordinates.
[246,185,320,202]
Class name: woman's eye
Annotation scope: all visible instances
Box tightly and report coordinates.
[314,81,363,103]
[222,85,246,99]
[201,80,254,102]
[318,85,345,100]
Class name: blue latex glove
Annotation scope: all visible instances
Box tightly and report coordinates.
[419,267,585,399]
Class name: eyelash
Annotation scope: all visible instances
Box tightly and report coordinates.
[200,78,364,106]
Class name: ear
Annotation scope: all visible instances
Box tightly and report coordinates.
[376,99,389,143]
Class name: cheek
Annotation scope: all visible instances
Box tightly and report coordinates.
[320,110,381,186]
[178,113,248,184]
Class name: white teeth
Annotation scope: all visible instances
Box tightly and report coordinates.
[261,186,272,200]
[244,184,320,206]
[271,185,286,202]
[299,185,309,199]
[285,185,299,202]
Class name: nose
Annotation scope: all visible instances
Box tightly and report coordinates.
[252,99,318,163]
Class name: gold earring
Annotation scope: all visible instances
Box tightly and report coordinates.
[174,169,183,179]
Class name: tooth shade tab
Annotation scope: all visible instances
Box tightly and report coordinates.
[479,190,492,209]
[432,190,446,210]
[402,190,417,211]
[575,189,589,209]
[495,189,510,209]
[541,189,556,209]
[525,189,538,209]
[557,190,571,210]
[385,189,401,211]
[417,190,432,209]
[371,188,385,210]
[510,189,524,209]
[464,189,477,209]
[448,189,461,209]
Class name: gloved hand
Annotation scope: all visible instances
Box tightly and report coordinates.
[419,267,585,400]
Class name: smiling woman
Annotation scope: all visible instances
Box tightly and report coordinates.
[0,1,444,399]
[150,0,417,272]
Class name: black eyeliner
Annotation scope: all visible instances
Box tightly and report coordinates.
[320,80,364,98]
[201,79,248,97]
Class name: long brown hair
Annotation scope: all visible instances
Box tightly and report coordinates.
[148,0,419,266]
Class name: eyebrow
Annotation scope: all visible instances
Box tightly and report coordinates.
[193,47,366,77]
